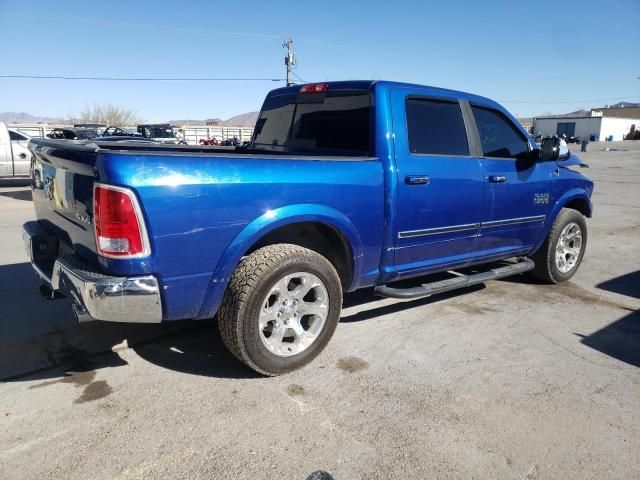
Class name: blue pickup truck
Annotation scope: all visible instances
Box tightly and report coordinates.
[24,80,593,375]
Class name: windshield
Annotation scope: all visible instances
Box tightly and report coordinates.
[143,127,175,138]
[253,88,372,155]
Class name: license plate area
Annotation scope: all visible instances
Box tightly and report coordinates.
[22,222,59,277]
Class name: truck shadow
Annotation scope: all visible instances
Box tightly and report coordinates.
[2,261,493,381]
[340,284,486,323]
[0,262,222,381]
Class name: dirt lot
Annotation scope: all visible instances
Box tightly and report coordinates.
[1,142,639,480]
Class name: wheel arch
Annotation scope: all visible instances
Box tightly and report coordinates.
[196,204,363,319]
[532,189,592,254]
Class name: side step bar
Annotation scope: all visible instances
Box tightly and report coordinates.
[374,258,535,300]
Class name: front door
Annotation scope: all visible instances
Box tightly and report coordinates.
[391,89,483,277]
[469,103,552,259]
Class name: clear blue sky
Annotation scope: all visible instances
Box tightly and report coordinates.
[1,0,638,121]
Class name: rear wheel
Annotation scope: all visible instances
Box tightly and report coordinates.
[530,208,587,283]
[218,244,342,376]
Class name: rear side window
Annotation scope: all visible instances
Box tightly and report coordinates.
[406,98,469,156]
[253,89,371,155]
[471,106,529,159]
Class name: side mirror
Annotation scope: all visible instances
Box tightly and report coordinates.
[540,137,570,161]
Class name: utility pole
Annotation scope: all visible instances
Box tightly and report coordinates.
[283,38,295,86]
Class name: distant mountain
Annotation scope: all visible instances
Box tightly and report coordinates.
[223,112,258,127]
[168,112,258,128]
[0,112,64,124]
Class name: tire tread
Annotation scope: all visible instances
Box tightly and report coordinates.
[218,243,340,376]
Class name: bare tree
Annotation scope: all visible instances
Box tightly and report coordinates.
[67,103,142,126]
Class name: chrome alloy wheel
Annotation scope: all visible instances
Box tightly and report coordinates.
[555,222,583,273]
[258,272,329,357]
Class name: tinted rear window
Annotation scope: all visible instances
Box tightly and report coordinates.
[253,89,372,155]
[406,98,469,156]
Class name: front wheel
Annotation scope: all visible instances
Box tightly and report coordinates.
[530,208,588,283]
[218,244,343,376]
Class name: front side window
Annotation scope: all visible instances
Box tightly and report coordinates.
[472,105,529,159]
[406,98,469,156]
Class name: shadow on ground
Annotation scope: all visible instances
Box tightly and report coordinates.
[3,261,491,381]
[0,189,32,201]
[0,262,193,381]
[0,178,31,188]
[597,271,640,299]
[577,309,640,367]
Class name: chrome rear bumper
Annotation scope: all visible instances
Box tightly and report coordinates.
[22,221,163,323]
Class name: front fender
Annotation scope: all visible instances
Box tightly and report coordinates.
[196,204,363,319]
[532,188,592,253]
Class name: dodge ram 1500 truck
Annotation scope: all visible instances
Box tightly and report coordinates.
[23,81,593,375]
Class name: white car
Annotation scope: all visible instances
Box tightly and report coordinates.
[0,122,33,179]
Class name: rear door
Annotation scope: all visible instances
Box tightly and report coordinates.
[469,103,552,258]
[391,89,483,276]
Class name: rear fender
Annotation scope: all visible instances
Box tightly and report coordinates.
[196,204,363,319]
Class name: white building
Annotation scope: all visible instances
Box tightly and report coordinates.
[533,115,639,141]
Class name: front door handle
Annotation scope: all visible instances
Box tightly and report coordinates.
[488,175,507,183]
[405,175,430,185]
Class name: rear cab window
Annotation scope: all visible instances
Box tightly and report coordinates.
[405,97,469,156]
[253,86,373,156]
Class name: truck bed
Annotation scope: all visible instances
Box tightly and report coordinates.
[29,138,384,320]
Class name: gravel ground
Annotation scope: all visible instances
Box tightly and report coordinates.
[0,142,639,479]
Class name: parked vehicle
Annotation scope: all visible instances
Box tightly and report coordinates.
[219,136,241,147]
[199,137,220,146]
[137,124,184,144]
[24,80,593,375]
[0,122,33,178]
[561,134,582,144]
[101,126,141,138]
[46,127,99,140]
[74,123,107,134]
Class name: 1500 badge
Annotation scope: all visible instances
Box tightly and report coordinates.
[534,193,550,205]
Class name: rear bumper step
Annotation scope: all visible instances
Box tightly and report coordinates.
[22,221,163,323]
[374,258,535,300]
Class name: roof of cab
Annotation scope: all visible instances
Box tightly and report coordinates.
[267,80,502,109]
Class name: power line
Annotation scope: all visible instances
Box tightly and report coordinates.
[291,71,308,84]
[499,95,640,104]
[0,75,284,82]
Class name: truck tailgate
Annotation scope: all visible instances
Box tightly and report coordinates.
[30,140,99,262]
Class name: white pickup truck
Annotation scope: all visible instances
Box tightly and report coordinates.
[0,122,33,178]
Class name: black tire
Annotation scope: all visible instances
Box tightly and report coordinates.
[218,244,343,376]
[529,208,588,283]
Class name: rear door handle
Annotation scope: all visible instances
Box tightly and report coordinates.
[405,175,430,185]
[488,175,507,183]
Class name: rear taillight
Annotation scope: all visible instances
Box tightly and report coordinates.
[300,83,328,94]
[93,184,149,258]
